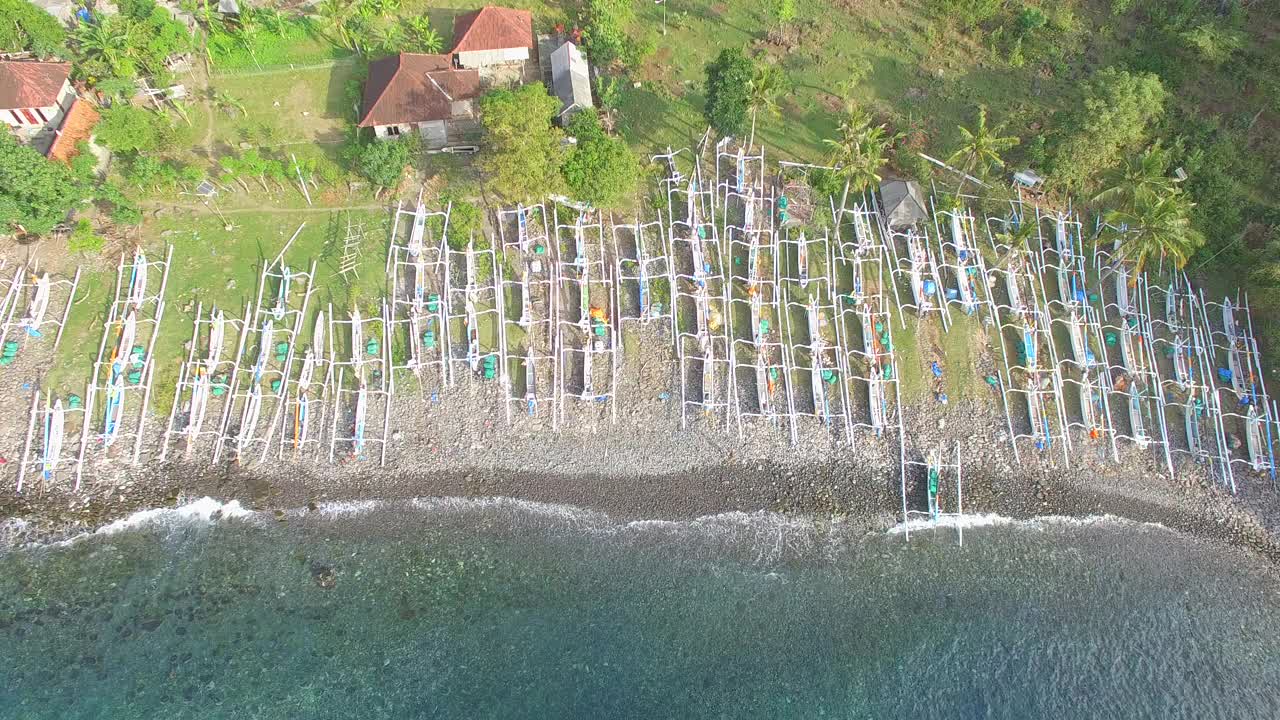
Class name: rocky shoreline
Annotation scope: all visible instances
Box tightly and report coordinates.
[3,379,1278,562]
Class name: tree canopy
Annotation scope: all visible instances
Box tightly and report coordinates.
[0,133,88,236]
[1049,67,1167,191]
[350,135,418,192]
[703,48,755,139]
[946,106,1019,188]
[478,84,565,202]
[823,108,901,211]
[562,110,640,209]
[95,105,174,154]
[1104,188,1205,275]
[584,0,634,67]
[0,0,66,58]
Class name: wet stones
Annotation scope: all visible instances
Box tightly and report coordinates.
[311,564,336,590]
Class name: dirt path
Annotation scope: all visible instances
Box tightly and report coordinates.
[139,201,386,215]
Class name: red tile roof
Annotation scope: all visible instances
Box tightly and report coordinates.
[357,53,480,127]
[46,98,99,164]
[0,61,70,109]
[451,6,534,54]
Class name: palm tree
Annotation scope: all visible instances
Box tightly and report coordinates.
[745,61,782,149]
[73,18,137,80]
[371,23,403,56]
[315,0,358,50]
[1104,189,1205,276]
[1092,142,1176,213]
[946,106,1019,192]
[403,16,443,54]
[823,107,902,212]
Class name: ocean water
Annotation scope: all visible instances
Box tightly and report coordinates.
[2,498,1279,720]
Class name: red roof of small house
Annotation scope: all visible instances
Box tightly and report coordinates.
[47,98,100,164]
[0,61,70,110]
[451,6,534,54]
[358,53,481,128]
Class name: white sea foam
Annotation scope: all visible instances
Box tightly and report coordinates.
[22,498,262,549]
[6,495,1174,551]
[887,512,1172,537]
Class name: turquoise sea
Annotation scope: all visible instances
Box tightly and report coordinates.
[1,497,1278,719]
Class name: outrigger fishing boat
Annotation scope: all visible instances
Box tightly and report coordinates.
[806,298,827,419]
[797,232,810,289]
[102,309,138,447]
[524,343,538,416]
[41,398,63,481]
[516,204,529,252]
[735,146,746,193]
[637,229,652,318]
[271,267,291,321]
[1067,310,1094,367]
[907,232,933,310]
[127,247,148,310]
[573,212,588,274]
[1128,382,1149,447]
[352,380,367,458]
[1245,405,1265,471]
[1184,392,1204,458]
[949,214,979,314]
[1079,371,1105,440]
[926,449,942,520]
[862,305,888,435]
[186,309,226,450]
[292,311,325,450]
[408,193,427,259]
[236,319,273,461]
[519,268,534,328]
[20,272,50,337]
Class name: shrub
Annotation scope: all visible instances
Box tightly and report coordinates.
[583,0,634,67]
[1049,67,1167,191]
[443,196,484,250]
[0,0,66,58]
[96,105,174,154]
[67,218,105,254]
[703,48,754,138]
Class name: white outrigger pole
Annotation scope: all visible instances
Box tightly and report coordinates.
[76,244,172,483]
[17,384,84,493]
[900,442,965,545]
[551,198,619,426]
[498,202,556,424]
[389,194,451,399]
[160,302,253,461]
[0,263,81,362]
[327,303,394,465]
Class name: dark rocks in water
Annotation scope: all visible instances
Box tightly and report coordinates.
[311,564,337,589]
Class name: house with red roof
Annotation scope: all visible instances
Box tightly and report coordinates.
[451,6,534,70]
[0,61,77,146]
[357,53,481,147]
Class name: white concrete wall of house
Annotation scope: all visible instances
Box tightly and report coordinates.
[418,120,447,148]
[1,80,76,130]
[456,47,529,69]
[373,123,412,139]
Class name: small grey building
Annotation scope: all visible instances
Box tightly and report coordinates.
[551,41,592,124]
[879,179,928,228]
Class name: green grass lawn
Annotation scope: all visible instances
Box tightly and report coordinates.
[210,60,361,148]
[50,209,391,410]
